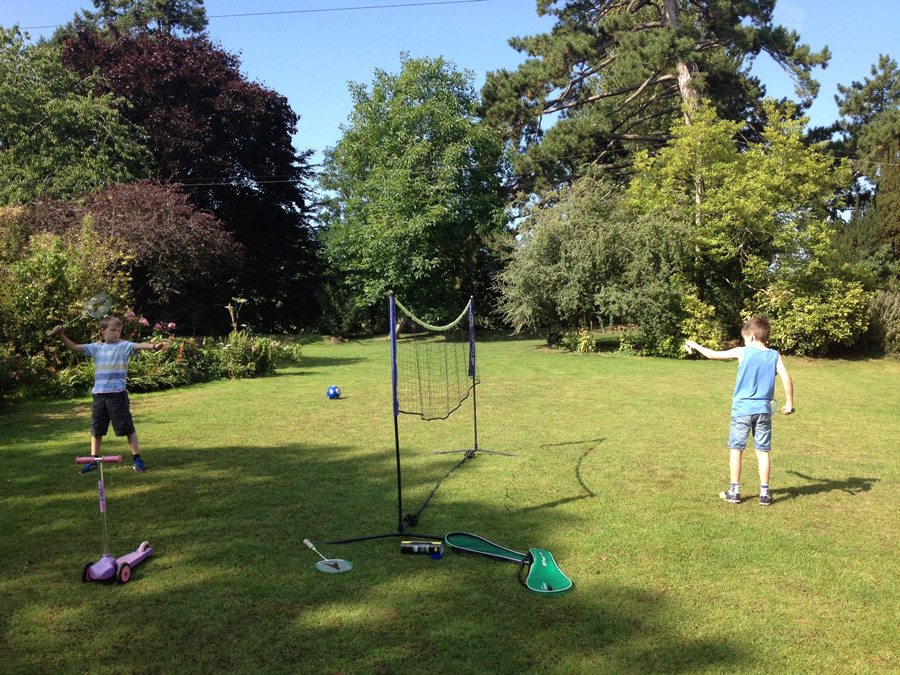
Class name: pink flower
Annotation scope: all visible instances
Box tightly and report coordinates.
[154,322,164,331]
[167,322,177,330]
[125,310,136,321]
[139,317,149,326]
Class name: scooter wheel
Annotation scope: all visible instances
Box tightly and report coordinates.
[81,562,92,583]
[116,563,132,583]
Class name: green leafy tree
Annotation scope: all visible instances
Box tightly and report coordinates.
[0,218,133,364]
[496,180,625,344]
[0,27,152,205]
[319,55,508,321]
[497,176,722,353]
[628,100,866,355]
[481,0,829,194]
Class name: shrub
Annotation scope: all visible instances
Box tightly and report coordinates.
[678,293,727,356]
[559,328,601,354]
[749,277,872,356]
[0,343,35,402]
[125,338,222,392]
[0,220,133,365]
[868,289,900,356]
[24,182,243,333]
[218,331,303,379]
[3,300,304,400]
[616,279,685,357]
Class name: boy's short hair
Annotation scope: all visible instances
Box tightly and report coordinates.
[100,315,123,330]
[742,316,770,343]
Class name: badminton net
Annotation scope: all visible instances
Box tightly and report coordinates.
[391,295,477,421]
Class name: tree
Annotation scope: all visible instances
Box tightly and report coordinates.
[75,0,207,36]
[836,54,900,260]
[496,176,705,350]
[62,27,319,330]
[0,218,134,363]
[23,182,242,332]
[481,0,829,194]
[0,27,152,205]
[319,55,508,321]
[627,100,867,355]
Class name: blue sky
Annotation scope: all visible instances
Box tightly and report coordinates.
[3,0,899,166]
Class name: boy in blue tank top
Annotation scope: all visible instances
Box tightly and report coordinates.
[685,316,794,506]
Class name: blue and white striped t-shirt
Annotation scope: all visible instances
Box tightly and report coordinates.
[83,341,136,394]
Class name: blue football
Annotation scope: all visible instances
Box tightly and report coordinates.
[327,386,341,399]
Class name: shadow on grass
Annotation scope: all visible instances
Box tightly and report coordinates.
[1,434,746,674]
[521,438,603,512]
[294,355,368,370]
[0,399,90,447]
[471,330,545,343]
[776,471,880,501]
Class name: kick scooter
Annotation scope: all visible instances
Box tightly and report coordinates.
[76,455,153,583]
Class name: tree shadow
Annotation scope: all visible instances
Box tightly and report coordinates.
[0,399,90,444]
[775,471,880,501]
[471,330,545,343]
[293,355,367,370]
[1,427,746,674]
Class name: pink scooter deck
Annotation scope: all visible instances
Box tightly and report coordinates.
[84,542,152,583]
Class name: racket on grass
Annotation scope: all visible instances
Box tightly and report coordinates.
[48,293,111,335]
[303,538,353,573]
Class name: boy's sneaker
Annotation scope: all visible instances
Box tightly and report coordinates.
[133,457,145,473]
[719,488,741,503]
[759,494,773,506]
[79,461,98,475]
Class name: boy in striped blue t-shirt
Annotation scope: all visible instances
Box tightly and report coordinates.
[51,315,165,474]
[685,317,794,506]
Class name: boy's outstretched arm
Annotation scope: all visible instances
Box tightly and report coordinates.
[49,326,85,353]
[684,340,743,361]
[776,354,794,414]
[134,341,166,352]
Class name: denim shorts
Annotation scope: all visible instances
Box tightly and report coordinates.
[91,391,135,437]
[728,414,772,452]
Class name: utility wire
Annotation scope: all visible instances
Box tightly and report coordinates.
[17,0,487,31]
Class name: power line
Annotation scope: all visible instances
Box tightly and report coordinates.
[209,0,486,20]
[17,0,487,31]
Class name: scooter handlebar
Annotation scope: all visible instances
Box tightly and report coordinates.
[75,455,123,464]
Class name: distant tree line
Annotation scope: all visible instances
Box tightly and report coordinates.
[2,0,899,397]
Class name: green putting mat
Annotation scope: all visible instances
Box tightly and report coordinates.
[524,548,573,596]
[444,532,573,596]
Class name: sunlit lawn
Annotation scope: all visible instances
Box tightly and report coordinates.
[2,334,899,673]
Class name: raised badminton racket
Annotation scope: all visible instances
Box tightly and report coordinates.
[48,293,111,335]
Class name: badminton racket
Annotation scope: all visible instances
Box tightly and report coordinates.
[47,293,111,335]
[303,538,354,573]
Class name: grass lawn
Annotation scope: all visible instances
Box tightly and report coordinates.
[2,334,899,673]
